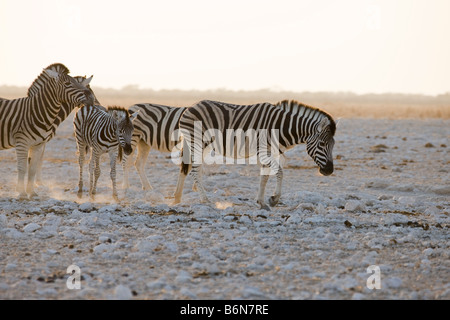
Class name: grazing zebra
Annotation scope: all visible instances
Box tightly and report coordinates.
[74,105,138,201]
[32,75,100,186]
[0,63,95,199]
[173,100,336,210]
[122,103,186,191]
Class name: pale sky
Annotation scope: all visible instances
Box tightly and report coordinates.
[1,0,450,95]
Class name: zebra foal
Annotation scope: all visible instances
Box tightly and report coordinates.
[0,63,95,199]
[74,105,138,201]
[173,100,336,210]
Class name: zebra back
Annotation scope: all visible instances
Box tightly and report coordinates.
[128,103,186,152]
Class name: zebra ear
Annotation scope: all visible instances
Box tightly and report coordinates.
[129,110,139,122]
[318,117,330,132]
[81,75,93,87]
[44,68,60,80]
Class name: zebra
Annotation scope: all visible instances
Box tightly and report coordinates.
[0,63,95,199]
[122,103,186,191]
[173,99,336,210]
[32,75,100,186]
[74,105,139,201]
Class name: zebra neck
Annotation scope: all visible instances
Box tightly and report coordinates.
[285,111,325,146]
[50,103,75,134]
[27,85,64,133]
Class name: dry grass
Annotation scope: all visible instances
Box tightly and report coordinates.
[1,85,449,119]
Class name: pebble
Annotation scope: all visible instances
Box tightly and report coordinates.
[79,202,94,212]
[345,200,365,212]
[23,223,41,233]
[385,277,403,289]
[113,285,133,300]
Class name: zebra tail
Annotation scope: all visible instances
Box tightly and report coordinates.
[180,149,191,175]
[85,145,90,162]
[118,145,123,162]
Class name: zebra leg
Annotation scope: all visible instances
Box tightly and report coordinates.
[26,144,45,198]
[109,150,119,202]
[15,144,29,200]
[191,164,209,203]
[88,154,95,199]
[269,167,283,207]
[134,140,152,190]
[34,143,46,187]
[89,153,101,200]
[122,152,131,192]
[173,162,191,204]
[193,143,212,191]
[257,166,271,211]
[77,142,86,198]
[93,153,101,199]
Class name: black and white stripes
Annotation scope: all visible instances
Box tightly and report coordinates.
[74,105,138,201]
[33,75,98,186]
[122,103,186,191]
[0,63,95,199]
[174,99,336,209]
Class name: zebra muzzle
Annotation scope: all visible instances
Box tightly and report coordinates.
[319,161,334,176]
[123,144,133,155]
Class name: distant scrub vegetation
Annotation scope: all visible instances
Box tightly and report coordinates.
[1,85,449,119]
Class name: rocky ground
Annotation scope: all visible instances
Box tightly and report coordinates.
[0,116,449,299]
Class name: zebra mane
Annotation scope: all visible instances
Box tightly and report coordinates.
[107,105,128,113]
[275,100,336,135]
[107,106,130,121]
[27,63,70,97]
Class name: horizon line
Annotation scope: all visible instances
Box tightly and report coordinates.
[0,83,449,98]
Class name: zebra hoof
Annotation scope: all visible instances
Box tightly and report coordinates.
[18,193,29,201]
[113,194,119,202]
[77,191,83,199]
[29,192,39,199]
[268,196,280,207]
[257,201,271,211]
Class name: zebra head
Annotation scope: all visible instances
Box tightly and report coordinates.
[73,75,100,106]
[306,116,335,176]
[110,107,139,155]
[43,64,95,107]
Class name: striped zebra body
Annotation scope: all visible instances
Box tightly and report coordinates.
[0,63,95,199]
[74,105,138,201]
[122,103,186,191]
[32,75,98,185]
[174,100,336,210]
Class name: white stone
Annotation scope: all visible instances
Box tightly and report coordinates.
[352,293,366,300]
[113,285,132,300]
[93,243,110,254]
[79,202,93,212]
[23,223,41,233]
[175,270,192,283]
[0,215,7,228]
[345,200,365,212]
[385,277,403,289]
